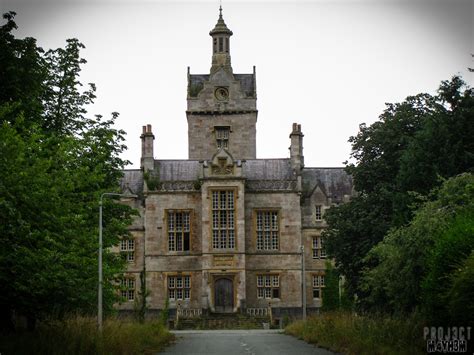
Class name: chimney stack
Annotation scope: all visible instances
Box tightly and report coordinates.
[140,124,155,171]
[289,123,304,173]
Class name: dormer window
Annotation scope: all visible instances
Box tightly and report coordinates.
[215,126,230,149]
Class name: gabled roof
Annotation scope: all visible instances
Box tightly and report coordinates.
[121,169,144,195]
[302,168,353,202]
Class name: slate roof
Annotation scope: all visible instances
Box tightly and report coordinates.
[121,169,144,195]
[156,160,201,181]
[243,159,294,180]
[188,73,255,98]
[122,162,353,200]
[234,74,255,97]
[302,168,353,202]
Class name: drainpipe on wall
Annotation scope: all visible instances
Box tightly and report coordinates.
[301,245,306,320]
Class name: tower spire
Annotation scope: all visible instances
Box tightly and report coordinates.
[210,5,233,74]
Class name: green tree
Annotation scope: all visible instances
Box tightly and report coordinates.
[0,12,135,331]
[361,174,474,316]
[321,262,340,312]
[325,77,474,305]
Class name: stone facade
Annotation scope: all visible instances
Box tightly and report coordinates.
[118,8,354,320]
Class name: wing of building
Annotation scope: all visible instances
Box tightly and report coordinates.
[118,7,354,321]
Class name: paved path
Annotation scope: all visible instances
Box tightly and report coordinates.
[160,329,336,355]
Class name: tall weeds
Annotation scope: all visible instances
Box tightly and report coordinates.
[285,311,425,355]
[0,315,173,355]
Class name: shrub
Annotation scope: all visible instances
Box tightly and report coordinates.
[285,311,425,355]
[0,315,174,355]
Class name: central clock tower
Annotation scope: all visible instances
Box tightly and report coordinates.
[187,7,257,161]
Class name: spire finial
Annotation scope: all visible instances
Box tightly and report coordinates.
[219,4,223,19]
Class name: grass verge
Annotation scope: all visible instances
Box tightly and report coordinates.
[285,311,425,355]
[0,316,174,355]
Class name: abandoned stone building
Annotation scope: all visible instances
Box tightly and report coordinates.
[119,8,354,320]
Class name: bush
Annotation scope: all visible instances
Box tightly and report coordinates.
[0,315,174,355]
[285,311,425,355]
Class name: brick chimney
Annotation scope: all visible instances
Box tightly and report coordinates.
[140,124,155,171]
[289,123,304,173]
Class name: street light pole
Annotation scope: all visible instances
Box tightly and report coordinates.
[98,192,137,331]
[301,245,306,321]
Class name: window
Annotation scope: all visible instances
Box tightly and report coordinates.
[212,189,235,249]
[257,275,280,299]
[315,205,323,221]
[219,37,224,52]
[256,210,279,250]
[215,126,230,149]
[120,239,135,262]
[168,275,191,301]
[120,277,135,301]
[312,274,325,299]
[312,236,326,259]
[225,37,229,53]
[167,210,191,251]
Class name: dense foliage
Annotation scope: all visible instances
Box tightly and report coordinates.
[286,312,424,355]
[324,75,474,322]
[0,316,173,354]
[0,12,136,330]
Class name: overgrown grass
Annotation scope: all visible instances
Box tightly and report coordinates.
[285,311,425,355]
[0,316,174,355]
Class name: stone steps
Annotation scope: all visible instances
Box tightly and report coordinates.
[175,313,271,330]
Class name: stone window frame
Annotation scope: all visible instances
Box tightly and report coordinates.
[166,209,192,253]
[312,236,326,259]
[253,208,281,251]
[209,187,237,250]
[257,274,280,300]
[315,205,323,221]
[214,126,231,150]
[120,238,135,262]
[312,272,325,299]
[167,274,191,301]
[120,275,135,302]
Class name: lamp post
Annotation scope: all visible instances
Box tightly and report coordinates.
[301,245,306,321]
[98,192,137,331]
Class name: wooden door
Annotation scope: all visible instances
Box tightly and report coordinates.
[214,277,233,313]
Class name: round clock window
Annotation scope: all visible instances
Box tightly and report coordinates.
[215,87,229,101]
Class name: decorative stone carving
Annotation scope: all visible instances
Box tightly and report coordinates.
[212,157,234,175]
[246,180,298,192]
[159,181,197,192]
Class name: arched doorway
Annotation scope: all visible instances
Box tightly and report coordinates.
[214,277,234,313]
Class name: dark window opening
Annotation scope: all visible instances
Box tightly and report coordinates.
[183,232,190,251]
[219,37,224,52]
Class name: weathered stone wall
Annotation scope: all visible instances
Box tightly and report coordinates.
[245,270,302,309]
[200,180,246,311]
[244,192,301,254]
[302,228,326,309]
[147,271,203,310]
[301,185,329,228]
[187,113,257,161]
[143,191,203,310]
[243,192,303,308]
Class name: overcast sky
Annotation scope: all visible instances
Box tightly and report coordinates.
[1,0,472,168]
